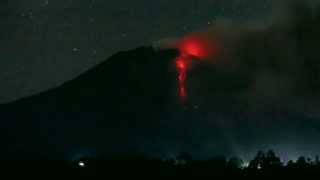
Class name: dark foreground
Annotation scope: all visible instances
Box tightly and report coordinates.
[2,151,320,179]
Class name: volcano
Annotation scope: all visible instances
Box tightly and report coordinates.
[0,47,180,159]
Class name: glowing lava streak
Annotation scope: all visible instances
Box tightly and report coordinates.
[175,34,218,103]
[176,56,188,103]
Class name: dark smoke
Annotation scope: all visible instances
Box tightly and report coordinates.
[156,0,320,115]
[152,0,320,160]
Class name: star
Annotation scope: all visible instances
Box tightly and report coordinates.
[121,33,127,38]
[72,48,79,52]
[89,17,95,23]
[43,0,49,7]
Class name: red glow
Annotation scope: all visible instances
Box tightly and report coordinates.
[178,34,218,60]
[175,33,219,103]
[176,59,187,71]
[175,56,189,103]
[182,40,205,58]
[179,85,187,101]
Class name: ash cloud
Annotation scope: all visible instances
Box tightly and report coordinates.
[149,0,320,159]
[157,0,320,115]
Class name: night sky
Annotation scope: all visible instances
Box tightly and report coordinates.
[0,0,272,103]
[3,0,320,162]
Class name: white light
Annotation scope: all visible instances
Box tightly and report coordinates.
[78,161,85,167]
[241,162,250,168]
[257,164,262,170]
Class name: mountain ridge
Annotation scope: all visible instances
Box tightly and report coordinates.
[3,46,179,107]
[0,46,180,159]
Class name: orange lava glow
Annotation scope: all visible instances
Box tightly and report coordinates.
[175,33,219,103]
[175,56,189,103]
[178,34,218,60]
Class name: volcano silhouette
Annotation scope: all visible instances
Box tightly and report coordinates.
[0,47,179,159]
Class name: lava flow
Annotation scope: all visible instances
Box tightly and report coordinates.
[176,55,189,103]
[175,34,218,103]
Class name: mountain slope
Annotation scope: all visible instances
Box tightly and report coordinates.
[0,47,179,159]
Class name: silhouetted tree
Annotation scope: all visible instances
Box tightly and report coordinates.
[287,160,295,168]
[176,152,192,165]
[307,157,312,165]
[228,157,243,169]
[249,150,265,169]
[296,156,308,168]
[207,156,228,170]
[264,150,282,168]
[315,155,320,165]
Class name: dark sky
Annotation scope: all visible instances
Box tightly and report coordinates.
[0,0,272,103]
[4,0,320,162]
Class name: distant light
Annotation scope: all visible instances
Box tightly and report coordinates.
[241,162,250,168]
[78,161,86,167]
[257,164,262,170]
